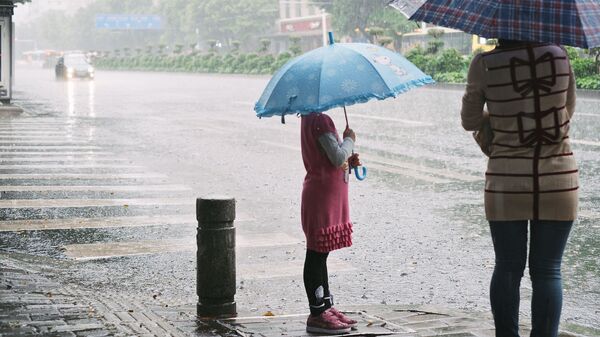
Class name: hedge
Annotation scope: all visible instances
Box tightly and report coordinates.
[95,47,600,90]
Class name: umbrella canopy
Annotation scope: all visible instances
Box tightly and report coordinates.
[254,40,434,119]
[389,0,600,49]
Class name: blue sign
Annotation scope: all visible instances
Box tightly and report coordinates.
[95,15,163,30]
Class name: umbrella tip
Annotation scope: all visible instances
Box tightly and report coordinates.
[328,31,334,45]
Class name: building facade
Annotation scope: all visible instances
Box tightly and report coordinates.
[270,0,331,53]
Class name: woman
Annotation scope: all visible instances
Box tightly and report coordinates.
[461,39,578,337]
[300,112,358,334]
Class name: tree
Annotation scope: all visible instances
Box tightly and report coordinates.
[193,0,278,48]
[320,1,416,41]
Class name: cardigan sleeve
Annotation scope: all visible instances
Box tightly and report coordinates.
[461,54,486,131]
[318,133,354,168]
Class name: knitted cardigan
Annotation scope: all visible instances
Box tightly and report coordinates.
[461,44,578,221]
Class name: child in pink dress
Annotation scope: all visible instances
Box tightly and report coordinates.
[300,112,358,334]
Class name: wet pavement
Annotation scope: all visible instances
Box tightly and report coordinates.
[1,66,599,336]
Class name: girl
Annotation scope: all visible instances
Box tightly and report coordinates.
[300,112,358,335]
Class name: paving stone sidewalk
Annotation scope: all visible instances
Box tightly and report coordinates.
[213,305,589,337]
[1,256,593,337]
[0,256,216,337]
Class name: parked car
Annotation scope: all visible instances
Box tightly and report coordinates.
[56,53,95,80]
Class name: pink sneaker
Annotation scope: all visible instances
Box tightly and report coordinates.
[306,309,351,335]
[328,307,358,328]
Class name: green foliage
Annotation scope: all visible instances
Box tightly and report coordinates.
[572,58,596,78]
[321,0,415,42]
[289,37,302,56]
[576,75,600,90]
[433,72,467,83]
[259,39,271,53]
[93,43,600,91]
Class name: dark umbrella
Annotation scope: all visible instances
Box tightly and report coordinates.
[389,0,600,48]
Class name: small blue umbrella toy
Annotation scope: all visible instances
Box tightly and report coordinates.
[254,32,434,180]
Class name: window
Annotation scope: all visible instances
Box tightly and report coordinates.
[285,2,290,18]
[296,1,302,17]
[308,5,316,16]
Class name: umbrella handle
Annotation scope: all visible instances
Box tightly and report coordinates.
[353,165,367,181]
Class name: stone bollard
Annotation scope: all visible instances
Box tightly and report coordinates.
[196,197,237,318]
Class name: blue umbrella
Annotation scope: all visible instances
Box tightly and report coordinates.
[254,33,434,180]
[255,33,434,119]
[389,0,600,49]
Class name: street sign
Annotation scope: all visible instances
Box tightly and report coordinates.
[95,14,162,30]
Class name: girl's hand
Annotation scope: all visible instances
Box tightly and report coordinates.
[342,161,349,171]
[343,127,356,142]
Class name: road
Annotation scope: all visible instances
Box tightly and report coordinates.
[1,66,599,331]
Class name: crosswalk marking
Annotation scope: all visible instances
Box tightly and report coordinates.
[0,173,167,180]
[62,233,301,260]
[0,139,90,144]
[0,135,86,139]
[0,152,113,156]
[0,157,128,162]
[0,198,192,209]
[0,145,101,150]
[0,132,72,136]
[0,215,194,232]
[0,164,144,169]
[0,184,190,192]
[0,213,254,232]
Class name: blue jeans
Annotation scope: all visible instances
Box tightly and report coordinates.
[489,220,573,337]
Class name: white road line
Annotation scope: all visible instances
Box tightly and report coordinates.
[0,157,129,162]
[367,154,481,182]
[0,140,91,145]
[0,132,71,136]
[0,164,144,169]
[0,133,85,141]
[580,210,600,219]
[260,140,480,183]
[0,173,167,180]
[0,214,254,232]
[0,184,190,192]
[62,233,301,260]
[0,152,113,156]
[0,145,100,150]
[571,139,600,147]
[351,114,434,127]
[368,163,452,184]
[0,128,70,132]
[0,215,195,231]
[0,198,191,209]
[240,258,355,279]
[576,113,600,117]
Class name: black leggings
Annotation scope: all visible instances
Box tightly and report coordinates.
[303,249,332,315]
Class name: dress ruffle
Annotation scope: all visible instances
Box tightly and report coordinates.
[308,222,353,253]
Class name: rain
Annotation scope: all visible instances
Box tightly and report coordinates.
[1,1,599,337]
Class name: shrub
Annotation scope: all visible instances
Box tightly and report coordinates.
[572,58,597,78]
[433,72,467,83]
[576,75,600,90]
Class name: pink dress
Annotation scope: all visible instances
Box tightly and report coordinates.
[301,113,353,253]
